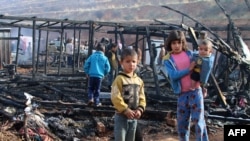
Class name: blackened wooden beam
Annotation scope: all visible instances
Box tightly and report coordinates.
[0,15,88,25]
[76,28,81,68]
[44,22,50,74]
[0,21,60,32]
[10,19,24,24]
[142,35,145,65]
[32,19,36,79]
[36,30,42,73]
[39,22,60,28]
[0,97,25,108]
[38,21,49,27]
[210,73,228,107]
[94,25,103,31]
[119,31,125,48]
[107,30,168,38]
[0,37,18,40]
[114,26,118,43]
[47,26,89,30]
[15,27,21,66]
[57,22,64,75]
[145,27,160,95]
[73,24,76,72]
[88,21,94,57]
[135,27,139,50]
[188,27,199,50]
[207,114,250,123]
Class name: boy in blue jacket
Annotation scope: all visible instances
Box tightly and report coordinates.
[190,39,214,97]
[84,43,110,106]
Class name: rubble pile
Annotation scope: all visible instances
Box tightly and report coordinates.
[0,65,249,141]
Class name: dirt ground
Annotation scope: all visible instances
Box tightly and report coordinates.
[0,122,224,141]
[0,69,224,141]
[142,128,224,141]
[0,130,223,141]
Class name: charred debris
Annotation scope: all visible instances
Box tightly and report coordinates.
[0,2,250,141]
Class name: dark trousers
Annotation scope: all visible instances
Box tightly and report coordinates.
[67,55,73,66]
[88,77,102,105]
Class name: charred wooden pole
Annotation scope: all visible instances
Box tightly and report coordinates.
[142,35,145,65]
[44,22,50,74]
[88,21,94,57]
[210,73,228,107]
[115,26,118,43]
[32,19,36,79]
[162,31,166,43]
[119,29,125,49]
[77,27,81,68]
[15,27,21,66]
[73,24,76,73]
[58,22,64,75]
[128,37,146,47]
[215,0,236,49]
[36,30,41,73]
[226,23,232,44]
[145,27,160,95]
[187,27,198,50]
[135,27,139,50]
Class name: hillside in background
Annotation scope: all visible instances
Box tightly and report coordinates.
[0,0,249,26]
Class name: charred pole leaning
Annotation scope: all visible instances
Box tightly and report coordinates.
[145,27,160,95]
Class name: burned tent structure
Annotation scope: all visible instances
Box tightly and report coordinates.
[0,2,250,140]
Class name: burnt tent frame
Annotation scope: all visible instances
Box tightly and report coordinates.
[0,15,175,95]
[0,15,91,77]
[0,14,249,97]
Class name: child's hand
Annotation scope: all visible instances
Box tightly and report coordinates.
[202,87,208,98]
[134,110,142,119]
[124,108,135,119]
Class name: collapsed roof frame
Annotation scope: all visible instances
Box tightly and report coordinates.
[0,13,249,97]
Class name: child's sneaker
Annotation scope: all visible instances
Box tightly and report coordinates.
[95,103,102,107]
[87,100,94,106]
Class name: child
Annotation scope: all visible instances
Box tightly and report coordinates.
[111,48,146,141]
[107,43,119,90]
[65,38,74,66]
[190,39,215,97]
[83,43,110,106]
[163,30,209,141]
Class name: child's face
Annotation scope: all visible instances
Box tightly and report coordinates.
[120,55,138,74]
[112,46,117,52]
[198,45,212,57]
[171,40,183,54]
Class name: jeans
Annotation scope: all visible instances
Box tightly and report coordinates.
[177,88,209,141]
[114,113,137,141]
[87,77,102,105]
[67,55,73,67]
